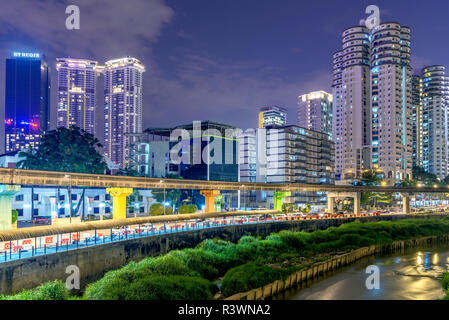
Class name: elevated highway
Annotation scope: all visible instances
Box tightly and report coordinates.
[0,168,448,193]
[0,168,448,228]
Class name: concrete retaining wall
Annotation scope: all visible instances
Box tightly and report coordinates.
[0,213,446,295]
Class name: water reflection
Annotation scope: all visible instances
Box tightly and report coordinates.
[282,247,449,300]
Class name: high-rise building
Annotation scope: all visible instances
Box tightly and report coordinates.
[103,57,145,168]
[5,52,50,152]
[332,26,371,181]
[258,106,287,128]
[420,66,448,179]
[297,90,333,138]
[370,22,412,181]
[238,128,257,183]
[56,58,101,135]
[265,126,334,204]
[411,75,423,168]
[332,22,413,182]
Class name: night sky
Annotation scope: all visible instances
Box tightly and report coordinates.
[0,0,448,150]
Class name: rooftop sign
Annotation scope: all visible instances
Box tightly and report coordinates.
[12,52,40,59]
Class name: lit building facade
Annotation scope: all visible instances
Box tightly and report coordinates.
[332,22,413,182]
[56,58,101,135]
[370,22,412,181]
[104,57,145,168]
[297,91,333,138]
[332,26,371,181]
[5,52,50,152]
[411,75,423,168]
[126,130,179,178]
[259,106,287,128]
[238,129,257,183]
[421,65,448,179]
[264,125,335,204]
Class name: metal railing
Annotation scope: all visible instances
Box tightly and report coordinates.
[0,213,374,264]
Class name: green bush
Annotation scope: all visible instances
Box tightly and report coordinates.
[0,281,70,300]
[150,203,173,216]
[152,254,191,276]
[442,272,449,291]
[178,204,198,214]
[85,271,214,300]
[221,262,295,297]
[11,209,18,224]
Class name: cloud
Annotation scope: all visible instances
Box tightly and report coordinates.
[0,0,174,150]
[0,0,332,144]
[145,53,332,129]
[0,0,174,59]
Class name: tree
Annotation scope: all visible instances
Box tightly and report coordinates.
[17,126,107,174]
[152,174,183,207]
[115,163,140,177]
[359,170,382,207]
[413,166,438,185]
[360,170,382,185]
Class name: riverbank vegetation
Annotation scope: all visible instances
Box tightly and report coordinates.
[2,217,449,300]
[442,272,449,300]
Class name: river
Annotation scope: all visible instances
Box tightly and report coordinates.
[277,246,449,300]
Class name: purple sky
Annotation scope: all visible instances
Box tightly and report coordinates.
[0,0,449,148]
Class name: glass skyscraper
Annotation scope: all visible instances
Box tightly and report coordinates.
[5,52,50,152]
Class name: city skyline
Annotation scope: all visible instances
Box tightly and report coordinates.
[1,0,449,150]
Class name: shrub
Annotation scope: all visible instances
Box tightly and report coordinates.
[442,272,449,291]
[221,262,294,297]
[150,203,173,216]
[85,275,214,300]
[11,210,18,224]
[152,254,191,276]
[0,281,70,300]
[178,204,198,214]
[238,236,258,244]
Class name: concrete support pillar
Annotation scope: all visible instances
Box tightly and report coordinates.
[106,188,133,220]
[354,192,361,215]
[200,190,221,213]
[401,194,410,215]
[327,196,335,214]
[0,185,21,230]
[273,191,291,211]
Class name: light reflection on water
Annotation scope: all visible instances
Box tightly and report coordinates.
[279,246,449,300]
